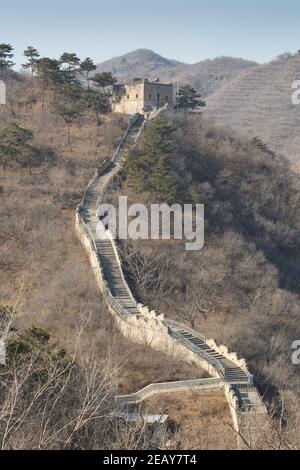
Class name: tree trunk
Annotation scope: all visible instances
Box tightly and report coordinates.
[95,110,100,135]
[66,123,72,152]
[5,104,16,118]
[42,78,45,110]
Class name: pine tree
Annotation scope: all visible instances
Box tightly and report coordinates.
[123,146,150,193]
[22,46,40,75]
[80,57,96,90]
[0,44,15,75]
[60,53,81,84]
[0,123,33,173]
[124,114,178,201]
[51,103,79,152]
[177,84,206,112]
[84,90,111,133]
[91,72,117,92]
[149,154,178,201]
[35,58,62,107]
[142,114,175,157]
[0,143,12,175]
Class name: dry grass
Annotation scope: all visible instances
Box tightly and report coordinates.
[205,53,300,170]
[0,75,208,402]
[116,112,300,435]
[0,82,125,335]
[116,347,209,395]
[142,390,237,450]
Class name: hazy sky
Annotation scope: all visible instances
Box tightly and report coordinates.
[1,0,300,67]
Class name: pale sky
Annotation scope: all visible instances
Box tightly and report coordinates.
[1,0,300,68]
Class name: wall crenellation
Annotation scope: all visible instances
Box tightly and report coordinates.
[75,112,268,447]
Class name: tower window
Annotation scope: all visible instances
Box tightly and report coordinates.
[127,95,129,99]
[136,94,139,99]
[166,95,168,101]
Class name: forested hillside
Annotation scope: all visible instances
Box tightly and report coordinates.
[112,113,300,448]
[0,73,220,449]
[1,46,300,449]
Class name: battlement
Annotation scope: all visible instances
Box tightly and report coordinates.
[113,78,173,115]
[0,80,6,105]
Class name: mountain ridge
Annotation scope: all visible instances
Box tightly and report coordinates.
[95,48,257,97]
[204,53,300,169]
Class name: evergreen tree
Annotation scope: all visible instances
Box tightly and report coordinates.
[51,103,78,152]
[142,114,175,157]
[124,114,178,201]
[80,57,96,90]
[123,146,149,194]
[22,46,40,75]
[0,142,12,175]
[84,90,111,133]
[0,123,33,173]
[91,72,117,92]
[177,84,206,112]
[35,58,62,107]
[60,52,81,84]
[0,43,15,74]
[149,154,178,201]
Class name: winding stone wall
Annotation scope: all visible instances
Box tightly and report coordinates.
[75,112,268,447]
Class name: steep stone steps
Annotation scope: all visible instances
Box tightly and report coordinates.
[77,111,267,445]
[169,326,249,383]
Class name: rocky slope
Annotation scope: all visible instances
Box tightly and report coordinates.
[204,53,300,169]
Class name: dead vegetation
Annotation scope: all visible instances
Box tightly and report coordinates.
[0,74,213,449]
[116,112,300,447]
[205,53,300,171]
[0,299,173,450]
[142,390,237,450]
[3,72,300,450]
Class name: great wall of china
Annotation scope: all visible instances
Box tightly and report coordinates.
[75,111,269,449]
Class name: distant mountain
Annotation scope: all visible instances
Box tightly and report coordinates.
[95,49,180,83]
[204,53,300,169]
[96,49,300,168]
[95,49,257,97]
[171,56,258,97]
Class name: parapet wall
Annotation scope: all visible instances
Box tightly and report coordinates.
[75,112,267,445]
[117,378,224,406]
[75,210,223,379]
[224,383,240,432]
[75,114,256,382]
[206,338,253,384]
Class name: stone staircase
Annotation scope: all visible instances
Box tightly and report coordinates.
[76,112,268,447]
[168,325,250,384]
[81,115,144,319]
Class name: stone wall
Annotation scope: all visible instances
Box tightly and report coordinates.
[113,81,145,115]
[206,338,253,384]
[75,114,254,383]
[75,212,223,379]
[113,79,173,115]
[143,80,173,111]
[117,378,224,405]
[75,112,268,445]
[224,383,240,432]
[0,80,5,105]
